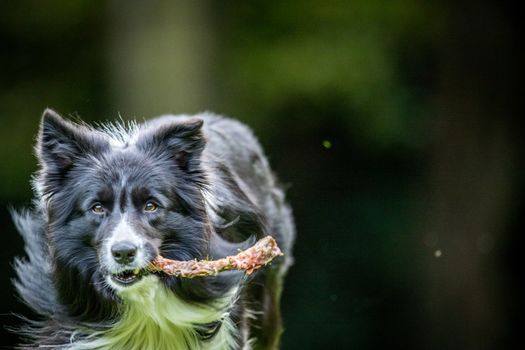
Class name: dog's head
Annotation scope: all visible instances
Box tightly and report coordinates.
[36,109,213,311]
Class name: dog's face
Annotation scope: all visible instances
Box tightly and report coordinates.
[37,110,209,305]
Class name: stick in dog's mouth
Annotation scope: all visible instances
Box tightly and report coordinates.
[147,236,283,278]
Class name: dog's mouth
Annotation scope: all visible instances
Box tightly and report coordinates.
[110,268,148,286]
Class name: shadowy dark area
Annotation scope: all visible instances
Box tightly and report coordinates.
[0,1,522,349]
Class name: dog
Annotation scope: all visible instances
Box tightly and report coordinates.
[11,109,295,349]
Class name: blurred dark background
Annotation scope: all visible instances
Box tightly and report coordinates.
[0,1,522,349]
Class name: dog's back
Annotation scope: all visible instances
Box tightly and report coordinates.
[200,114,295,348]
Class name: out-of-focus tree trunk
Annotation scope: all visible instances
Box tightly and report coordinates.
[106,0,215,118]
[419,2,517,349]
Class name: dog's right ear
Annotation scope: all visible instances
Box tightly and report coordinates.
[37,109,107,193]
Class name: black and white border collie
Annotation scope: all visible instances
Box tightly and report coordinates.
[11,109,295,349]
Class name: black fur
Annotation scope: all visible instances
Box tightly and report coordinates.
[11,109,295,349]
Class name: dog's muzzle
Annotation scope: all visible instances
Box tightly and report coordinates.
[111,241,137,264]
[107,240,151,287]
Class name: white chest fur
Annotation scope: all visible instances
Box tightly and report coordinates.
[69,276,238,350]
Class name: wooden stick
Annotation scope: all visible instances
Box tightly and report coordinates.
[148,236,283,278]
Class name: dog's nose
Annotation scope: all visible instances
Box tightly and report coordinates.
[111,241,137,264]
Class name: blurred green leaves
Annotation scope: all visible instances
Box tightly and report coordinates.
[0,1,107,199]
[216,0,434,148]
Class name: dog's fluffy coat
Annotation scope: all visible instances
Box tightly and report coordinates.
[12,110,295,349]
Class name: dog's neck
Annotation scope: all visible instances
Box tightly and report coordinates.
[69,276,238,350]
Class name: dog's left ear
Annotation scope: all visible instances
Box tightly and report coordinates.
[137,117,206,172]
[37,109,108,193]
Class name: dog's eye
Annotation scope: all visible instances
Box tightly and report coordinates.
[91,203,105,214]
[144,201,158,212]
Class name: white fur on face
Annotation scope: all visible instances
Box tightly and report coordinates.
[103,214,147,274]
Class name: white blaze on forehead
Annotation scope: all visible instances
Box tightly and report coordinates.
[109,214,142,246]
